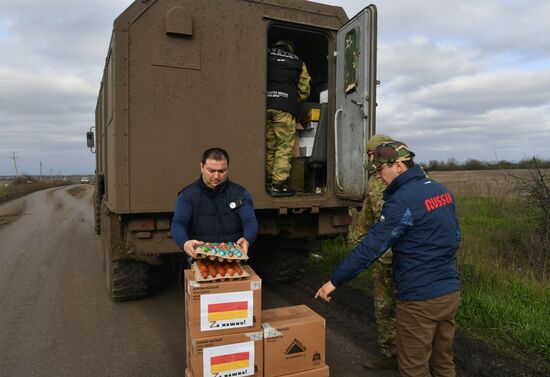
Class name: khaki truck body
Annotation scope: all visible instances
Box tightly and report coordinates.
[90,0,377,300]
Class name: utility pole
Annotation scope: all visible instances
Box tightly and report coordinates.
[40,161,43,179]
[11,152,19,177]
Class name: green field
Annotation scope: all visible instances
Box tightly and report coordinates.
[313,174,549,360]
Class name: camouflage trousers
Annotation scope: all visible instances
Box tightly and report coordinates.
[348,205,396,357]
[372,250,397,358]
[266,109,296,184]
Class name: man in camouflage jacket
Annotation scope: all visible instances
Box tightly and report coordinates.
[348,134,397,370]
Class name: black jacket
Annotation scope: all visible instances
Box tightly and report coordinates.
[266,47,303,116]
[171,178,258,246]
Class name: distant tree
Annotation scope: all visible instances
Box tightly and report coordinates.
[420,157,550,171]
[427,160,440,171]
[446,158,458,171]
[464,159,484,170]
[497,160,515,170]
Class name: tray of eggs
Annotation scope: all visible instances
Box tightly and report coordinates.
[194,241,248,261]
[191,259,249,282]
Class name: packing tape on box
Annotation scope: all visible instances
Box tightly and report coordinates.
[250,280,262,290]
[262,322,282,338]
[246,331,264,341]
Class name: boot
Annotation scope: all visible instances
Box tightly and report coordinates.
[363,355,397,370]
[269,182,295,197]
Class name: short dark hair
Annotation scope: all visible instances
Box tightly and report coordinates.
[402,159,415,168]
[202,147,230,165]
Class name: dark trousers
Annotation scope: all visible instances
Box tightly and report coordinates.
[396,291,460,377]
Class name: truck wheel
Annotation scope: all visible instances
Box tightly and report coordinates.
[249,238,309,283]
[94,193,101,235]
[110,260,150,301]
[103,246,149,301]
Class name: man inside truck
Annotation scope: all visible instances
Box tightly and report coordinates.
[266,39,311,197]
[171,147,259,264]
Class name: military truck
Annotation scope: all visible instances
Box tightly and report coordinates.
[87,0,377,301]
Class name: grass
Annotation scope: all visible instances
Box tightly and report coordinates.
[312,195,550,360]
[456,196,549,359]
[0,178,74,204]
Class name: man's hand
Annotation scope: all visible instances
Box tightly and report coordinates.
[183,240,204,258]
[236,237,250,255]
[315,281,337,302]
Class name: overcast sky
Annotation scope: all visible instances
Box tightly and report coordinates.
[1,0,549,175]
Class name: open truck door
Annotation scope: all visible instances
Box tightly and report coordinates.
[334,5,377,200]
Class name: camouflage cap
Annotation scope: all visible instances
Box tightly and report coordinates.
[367,134,392,152]
[372,141,415,167]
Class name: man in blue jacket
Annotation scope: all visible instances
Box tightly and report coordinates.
[171,147,258,261]
[315,141,461,377]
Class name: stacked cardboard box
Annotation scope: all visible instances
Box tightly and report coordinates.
[184,266,329,376]
[262,305,328,377]
[185,265,263,377]
[279,365,329,377]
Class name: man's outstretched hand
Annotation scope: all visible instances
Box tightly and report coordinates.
[315,281,337,302]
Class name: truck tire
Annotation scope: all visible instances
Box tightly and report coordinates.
[94,192,101,235]
[249,238,310,283]
[94,175,104,235]
[103,244,149,301]
[110,260,150,301]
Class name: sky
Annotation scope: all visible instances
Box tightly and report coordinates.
[1,0,549,175]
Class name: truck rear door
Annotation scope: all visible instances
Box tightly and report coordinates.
[334,5,377,200]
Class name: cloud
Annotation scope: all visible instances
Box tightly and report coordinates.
[379,36,481,93]
[1,0,550,175]
[378,1,550,57]
[413,69,550,113]
[0,1,131,175]
[0,67,96,114]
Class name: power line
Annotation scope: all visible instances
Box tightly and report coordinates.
[11,152,19,176]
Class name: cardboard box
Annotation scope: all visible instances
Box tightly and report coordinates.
[299,103,321,124]
[262,305,325,377]
[187,330,264,377]
[279,365,329,377]
[185,265,262,338]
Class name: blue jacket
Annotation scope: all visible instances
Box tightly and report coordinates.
[331,165,461,301]
[171,178,258,249]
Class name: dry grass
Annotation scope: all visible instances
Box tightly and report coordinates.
[0,178,74,204]
[429,169,539,197]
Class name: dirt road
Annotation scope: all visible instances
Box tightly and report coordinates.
[0,185,547,376]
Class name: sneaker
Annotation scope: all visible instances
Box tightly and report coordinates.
[363,355,397,370]
[270,182,295,197]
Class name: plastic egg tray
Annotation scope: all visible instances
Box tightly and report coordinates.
[191,259,249,282]
[194,241,248,261]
